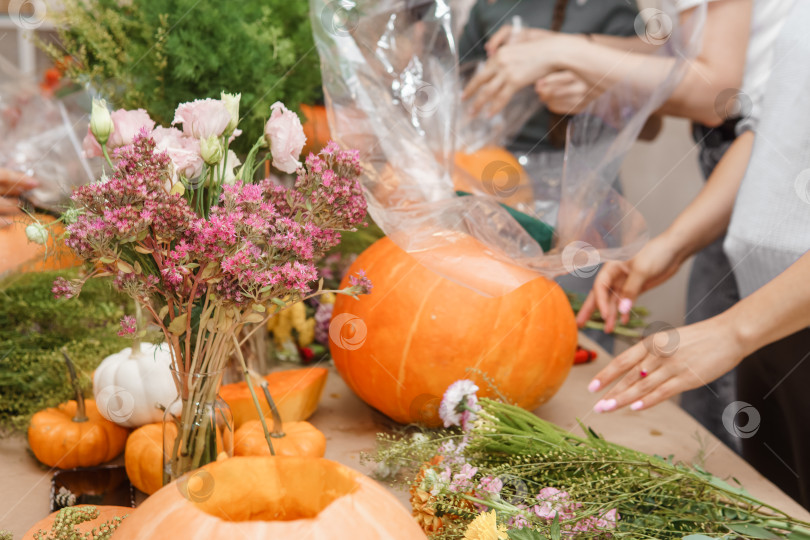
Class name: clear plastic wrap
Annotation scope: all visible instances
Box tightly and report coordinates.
[310,0,705,296]
[0,58,99,211]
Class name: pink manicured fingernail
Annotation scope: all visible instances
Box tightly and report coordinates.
[587,380,601,393]
[630,400,644,411]
[593,400,605,413]
[601,398,617,411]
[618,298,633,315]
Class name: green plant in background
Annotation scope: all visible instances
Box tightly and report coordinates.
[39,0,322,155]
[0,270,131,434]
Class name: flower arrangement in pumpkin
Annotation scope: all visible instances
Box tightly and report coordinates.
[369,381,810,539]
[45,93,371,480]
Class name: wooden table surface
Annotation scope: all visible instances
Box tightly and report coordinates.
[2,335,808,536]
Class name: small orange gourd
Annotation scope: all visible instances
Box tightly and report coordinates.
[235,420,326,458]
[27,352,128,469]
[124,422,173,495]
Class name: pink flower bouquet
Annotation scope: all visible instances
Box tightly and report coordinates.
[55,94,370,481]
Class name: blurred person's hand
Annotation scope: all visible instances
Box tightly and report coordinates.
[535,70,596,115]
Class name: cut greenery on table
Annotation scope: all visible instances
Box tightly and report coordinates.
[0,270,130,434]
[369,381,810,539]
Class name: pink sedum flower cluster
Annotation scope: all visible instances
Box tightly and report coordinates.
[62,129,368,311]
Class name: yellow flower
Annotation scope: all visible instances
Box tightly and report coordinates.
[320,292,336,305]
[297,318,315,348]
[290,301,307,328]
[463,510,508,540]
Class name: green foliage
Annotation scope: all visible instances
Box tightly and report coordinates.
[0,270,130,434]
[40,0,322,155]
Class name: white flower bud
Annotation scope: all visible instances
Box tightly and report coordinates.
[200,135,224,166]
[25,222,49,245]
[221,92,241,135]
[90,99,114,146]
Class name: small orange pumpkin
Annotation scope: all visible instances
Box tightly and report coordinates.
[125,422,171,495]
[28,354,128,468]
[113,456,428,539]
[220,367,328,428]
[330,236,577,426]
[234,419,326,458]
[453,145,534,208]
[22,505,131,540]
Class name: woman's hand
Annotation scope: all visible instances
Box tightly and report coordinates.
[576,233,685,333]
[535,70,597,115]
[484,25,555,56]
[0,168,38,216]
[463,39,564,117]
[587,315,745,412]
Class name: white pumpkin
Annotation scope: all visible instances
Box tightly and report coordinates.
[93,343,176,428]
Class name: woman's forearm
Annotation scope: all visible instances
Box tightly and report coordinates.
[727,250,810,356]
[662,130,754,264]
[551,0,751,126]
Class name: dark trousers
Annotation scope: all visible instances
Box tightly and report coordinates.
[737,328,810,510]
[680,120,742,453]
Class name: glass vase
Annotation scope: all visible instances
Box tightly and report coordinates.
[163,368,234,485]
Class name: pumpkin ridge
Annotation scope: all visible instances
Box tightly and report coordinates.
[396,274,444,411]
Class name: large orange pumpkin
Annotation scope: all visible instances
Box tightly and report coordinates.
[234,419,326,458]
[22,505,131,539]
[330,236,577,425]
[113,456,428,539]
[453,146,534,208]
[220,367,328,428]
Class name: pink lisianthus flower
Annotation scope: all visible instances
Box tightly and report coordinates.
[153,126,204,183]
[265,102,306,174]
[173,98,232,139]
[82,126,103,158]
[107,109,155,149]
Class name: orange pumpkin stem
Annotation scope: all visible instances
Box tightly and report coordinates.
[61,349,88,423]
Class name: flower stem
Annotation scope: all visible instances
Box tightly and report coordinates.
[232,334,275,455]
[60,349,87,423]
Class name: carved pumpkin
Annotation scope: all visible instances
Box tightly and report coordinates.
[113,456,428,539]
[330,236,577,425]
[234,420,326,458]
[93,343,176,428]
[453,146,534,208]
[220,367,328,428]
[22,505,131,540]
